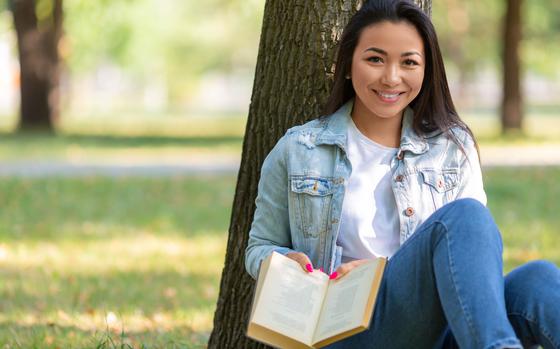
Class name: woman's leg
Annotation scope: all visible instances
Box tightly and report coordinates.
[504,260,560,348]
[437,260,560,349]
[324,198,522,349]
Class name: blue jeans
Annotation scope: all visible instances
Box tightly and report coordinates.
[325,198,560,349]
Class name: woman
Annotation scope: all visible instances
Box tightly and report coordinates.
[245,0,560,348]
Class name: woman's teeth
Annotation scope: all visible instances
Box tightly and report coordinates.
[376,91,401,98]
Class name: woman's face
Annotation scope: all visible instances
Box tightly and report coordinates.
[350,20,425,122]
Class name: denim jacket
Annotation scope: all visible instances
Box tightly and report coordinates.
[245,99,486,279]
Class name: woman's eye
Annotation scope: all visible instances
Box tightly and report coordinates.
[367,56,383,63]
[403,59,419,66]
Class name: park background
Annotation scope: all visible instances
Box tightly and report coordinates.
[0,0,559,348]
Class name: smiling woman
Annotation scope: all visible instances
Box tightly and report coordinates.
[349,20,425,147]
[244,0,560,348]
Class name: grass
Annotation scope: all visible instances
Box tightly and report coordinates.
[487,169,558,349]
[1,110,560,162]
[0,176,235,348]
[0,112,246,162]
[0,168,559,347]
[485,167,560,269]
[0,133,243,161]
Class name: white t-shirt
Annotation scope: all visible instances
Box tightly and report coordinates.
[337,119,400,262]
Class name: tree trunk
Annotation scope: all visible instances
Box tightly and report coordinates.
[208,1,432,348]
[10,0,63,132]
[501,0,523,132]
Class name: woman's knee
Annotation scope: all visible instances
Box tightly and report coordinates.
[437,198,500,243]
[506,260,560,290]
[505,260,560,325]
[442,198,488,218]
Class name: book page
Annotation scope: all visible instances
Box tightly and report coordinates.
[251,252,329,345]
[313,259,379,343]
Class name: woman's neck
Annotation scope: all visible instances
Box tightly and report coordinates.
[350,102,403,148]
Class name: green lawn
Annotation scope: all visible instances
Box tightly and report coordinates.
[485,167,560,268]
[1,111,560,162]
[0,176,235,348]
[0,168,559,347]
[0,133,243,161]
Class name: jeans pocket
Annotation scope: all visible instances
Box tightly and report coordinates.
[290,176,335,238]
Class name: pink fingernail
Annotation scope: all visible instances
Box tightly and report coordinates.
[329,272,338,280]
[306,263,313,272]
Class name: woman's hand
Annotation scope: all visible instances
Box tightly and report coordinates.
[285,252,324,274]
[329,259,371,280]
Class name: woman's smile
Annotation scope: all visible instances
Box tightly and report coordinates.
[372,89,407,103]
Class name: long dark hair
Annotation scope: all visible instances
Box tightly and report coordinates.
[323,0,477,149]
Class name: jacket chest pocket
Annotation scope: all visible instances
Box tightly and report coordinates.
[420,169,459,210]
[290,176,335,238]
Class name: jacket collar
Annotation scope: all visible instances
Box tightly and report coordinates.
[315,98,429,155]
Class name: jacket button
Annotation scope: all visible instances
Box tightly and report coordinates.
[395,175,404,182]
[437,179,444,188]
[405,207,415,217]
[396,151,404,160]
[332,218,339,224]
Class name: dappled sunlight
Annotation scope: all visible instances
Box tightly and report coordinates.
[0,308,214,335]
[0,175,234,346]
[0,313,211,348]
[0,233,227,347]
[0,233,227,274]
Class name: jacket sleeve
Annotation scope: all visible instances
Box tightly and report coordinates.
[455,132,487,206]
[245,133,296,279]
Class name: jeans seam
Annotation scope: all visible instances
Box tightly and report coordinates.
[508,311,559,349]
[438,220,480,347]
[483,337,523,349]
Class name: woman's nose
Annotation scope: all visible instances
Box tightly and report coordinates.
[381,65,401,86]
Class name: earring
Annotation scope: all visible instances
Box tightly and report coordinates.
[345,74,351,80]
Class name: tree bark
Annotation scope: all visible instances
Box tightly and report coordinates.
[208,1,432,348]
[415,0,431,17]
[501,0,523,132]
[10,0,63,132]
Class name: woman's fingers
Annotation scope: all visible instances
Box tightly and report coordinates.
[284,253,371,279]
[285,252,314,273]
[330,259,370,280]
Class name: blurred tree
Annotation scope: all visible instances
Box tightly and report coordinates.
[208,1,431,348]
[502,0,523,132]
[63,0,264,105]
[10,0,63,132]
[523,0,560,78]
[433,0,559,113]
[432,0,503,103]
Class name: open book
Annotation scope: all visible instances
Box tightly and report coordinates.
[247,251,387,349]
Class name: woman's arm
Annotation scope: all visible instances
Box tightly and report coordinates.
[456,132,487,206]
[245,134,296,279]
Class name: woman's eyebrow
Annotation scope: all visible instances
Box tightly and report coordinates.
[364,47,387,55]
[364,47,423,58]
[402,51,423,58]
